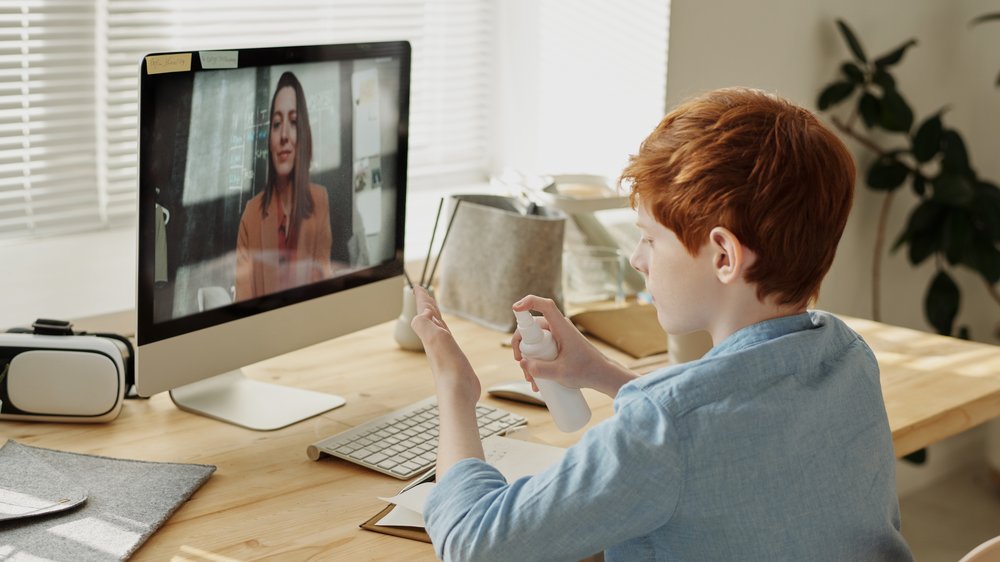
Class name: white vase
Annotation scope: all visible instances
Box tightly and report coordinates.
[393,285,425,351]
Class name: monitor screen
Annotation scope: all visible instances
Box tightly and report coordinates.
[135,42,409,429]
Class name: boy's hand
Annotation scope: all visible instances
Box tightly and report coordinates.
[512,295,637,398]
[410,286,481,406]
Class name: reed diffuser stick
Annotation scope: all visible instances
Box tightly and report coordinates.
[419,198,445,287]
[425,199,463,288]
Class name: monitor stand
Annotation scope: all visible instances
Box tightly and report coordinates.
[169,370,346,431]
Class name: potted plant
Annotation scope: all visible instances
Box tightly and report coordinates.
[817,19,1000,337]
[817,19,1000,470]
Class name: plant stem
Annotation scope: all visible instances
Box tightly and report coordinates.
[831,116,890,157]
[986,280,1000,308]
[872,190,896,322]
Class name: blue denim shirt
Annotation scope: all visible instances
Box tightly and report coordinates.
[424,311,913,561]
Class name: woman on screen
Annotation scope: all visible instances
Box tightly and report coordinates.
[236,71,333,301]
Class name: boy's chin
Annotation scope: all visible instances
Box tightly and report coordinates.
[656,310,697,336]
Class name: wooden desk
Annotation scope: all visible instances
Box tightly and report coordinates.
[4,313,1000,560]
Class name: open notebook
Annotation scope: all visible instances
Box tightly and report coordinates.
[360,435,566,542]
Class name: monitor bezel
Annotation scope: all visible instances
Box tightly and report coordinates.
[136,41,410,347]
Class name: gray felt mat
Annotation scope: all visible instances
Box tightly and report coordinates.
[0,440,215,561]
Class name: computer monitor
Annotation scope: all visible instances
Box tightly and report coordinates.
[134,42,410,430]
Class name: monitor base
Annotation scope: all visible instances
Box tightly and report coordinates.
[169,370,345,431]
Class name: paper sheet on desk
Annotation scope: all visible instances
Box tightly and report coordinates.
[378,435,566,522]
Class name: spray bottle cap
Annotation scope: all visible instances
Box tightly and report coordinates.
[513,310,543,344]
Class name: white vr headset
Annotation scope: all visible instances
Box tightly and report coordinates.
[0,319,134,423]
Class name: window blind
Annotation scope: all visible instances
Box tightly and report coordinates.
[1,0,494,240]
[0,1,101,238]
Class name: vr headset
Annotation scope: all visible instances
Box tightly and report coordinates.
[0,319,135,423]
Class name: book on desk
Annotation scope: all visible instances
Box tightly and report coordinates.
[360,435,566,542]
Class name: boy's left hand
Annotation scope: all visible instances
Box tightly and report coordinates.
[410,286,481,406]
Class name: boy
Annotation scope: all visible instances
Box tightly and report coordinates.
[410,88,913,561]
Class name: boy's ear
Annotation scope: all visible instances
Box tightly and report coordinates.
[708,226,746,285]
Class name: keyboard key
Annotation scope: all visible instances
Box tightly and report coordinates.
[485,421,508,433]
[364,452,388,465]
[349,448,372,461]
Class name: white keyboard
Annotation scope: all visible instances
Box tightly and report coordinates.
[307,396,527,479]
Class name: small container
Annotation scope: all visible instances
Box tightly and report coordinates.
[393,285,425,351]
[563,245,627,306]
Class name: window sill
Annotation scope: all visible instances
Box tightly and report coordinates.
[0,182,497,330]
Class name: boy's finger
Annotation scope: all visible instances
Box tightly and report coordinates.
[511,332,523,361]
[513,295,568,334]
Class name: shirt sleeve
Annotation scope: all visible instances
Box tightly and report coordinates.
[423,389,684,562]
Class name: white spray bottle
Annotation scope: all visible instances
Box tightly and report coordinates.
[513,310,592,432]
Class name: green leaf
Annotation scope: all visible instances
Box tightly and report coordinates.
[963,234,1000,284]
[941,130,971,173]
[912,114,943,163]
[908,229,939,265]
[971,181,1000,241]
[912,173,927,196]
[866,155,909,190]
[873,68,896,91]
[874,39,918,67]
[818,81,855,110]
[879,88,914,132]
[911,199,946,230]
[932,171,976,205]
[924,270,960,336]
[942,210,975,265]
[836,19,868,63]
[859,93,880,128]
[893,198,944,252]
[841,62,865,84]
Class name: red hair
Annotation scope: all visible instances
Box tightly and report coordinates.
[622,88,855,307]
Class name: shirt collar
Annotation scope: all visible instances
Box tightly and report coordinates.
[704,311,816,358]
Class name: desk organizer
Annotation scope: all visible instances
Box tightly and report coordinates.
[437,194,565,331]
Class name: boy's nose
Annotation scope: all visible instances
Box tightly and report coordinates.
[629,248,645,274]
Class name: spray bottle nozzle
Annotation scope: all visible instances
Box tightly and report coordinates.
[513,310,543,344]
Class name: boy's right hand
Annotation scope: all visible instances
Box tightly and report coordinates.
[512,295,637,398]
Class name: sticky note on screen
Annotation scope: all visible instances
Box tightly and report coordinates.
[145,53,192,75]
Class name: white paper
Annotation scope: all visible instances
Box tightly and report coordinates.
[377,436,567,518]
[378,482,436,516]
[376,504,425,528]
[482,435,566,482]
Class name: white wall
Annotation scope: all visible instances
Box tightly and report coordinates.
[493,0,670,180]
[666,0,1000,343]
